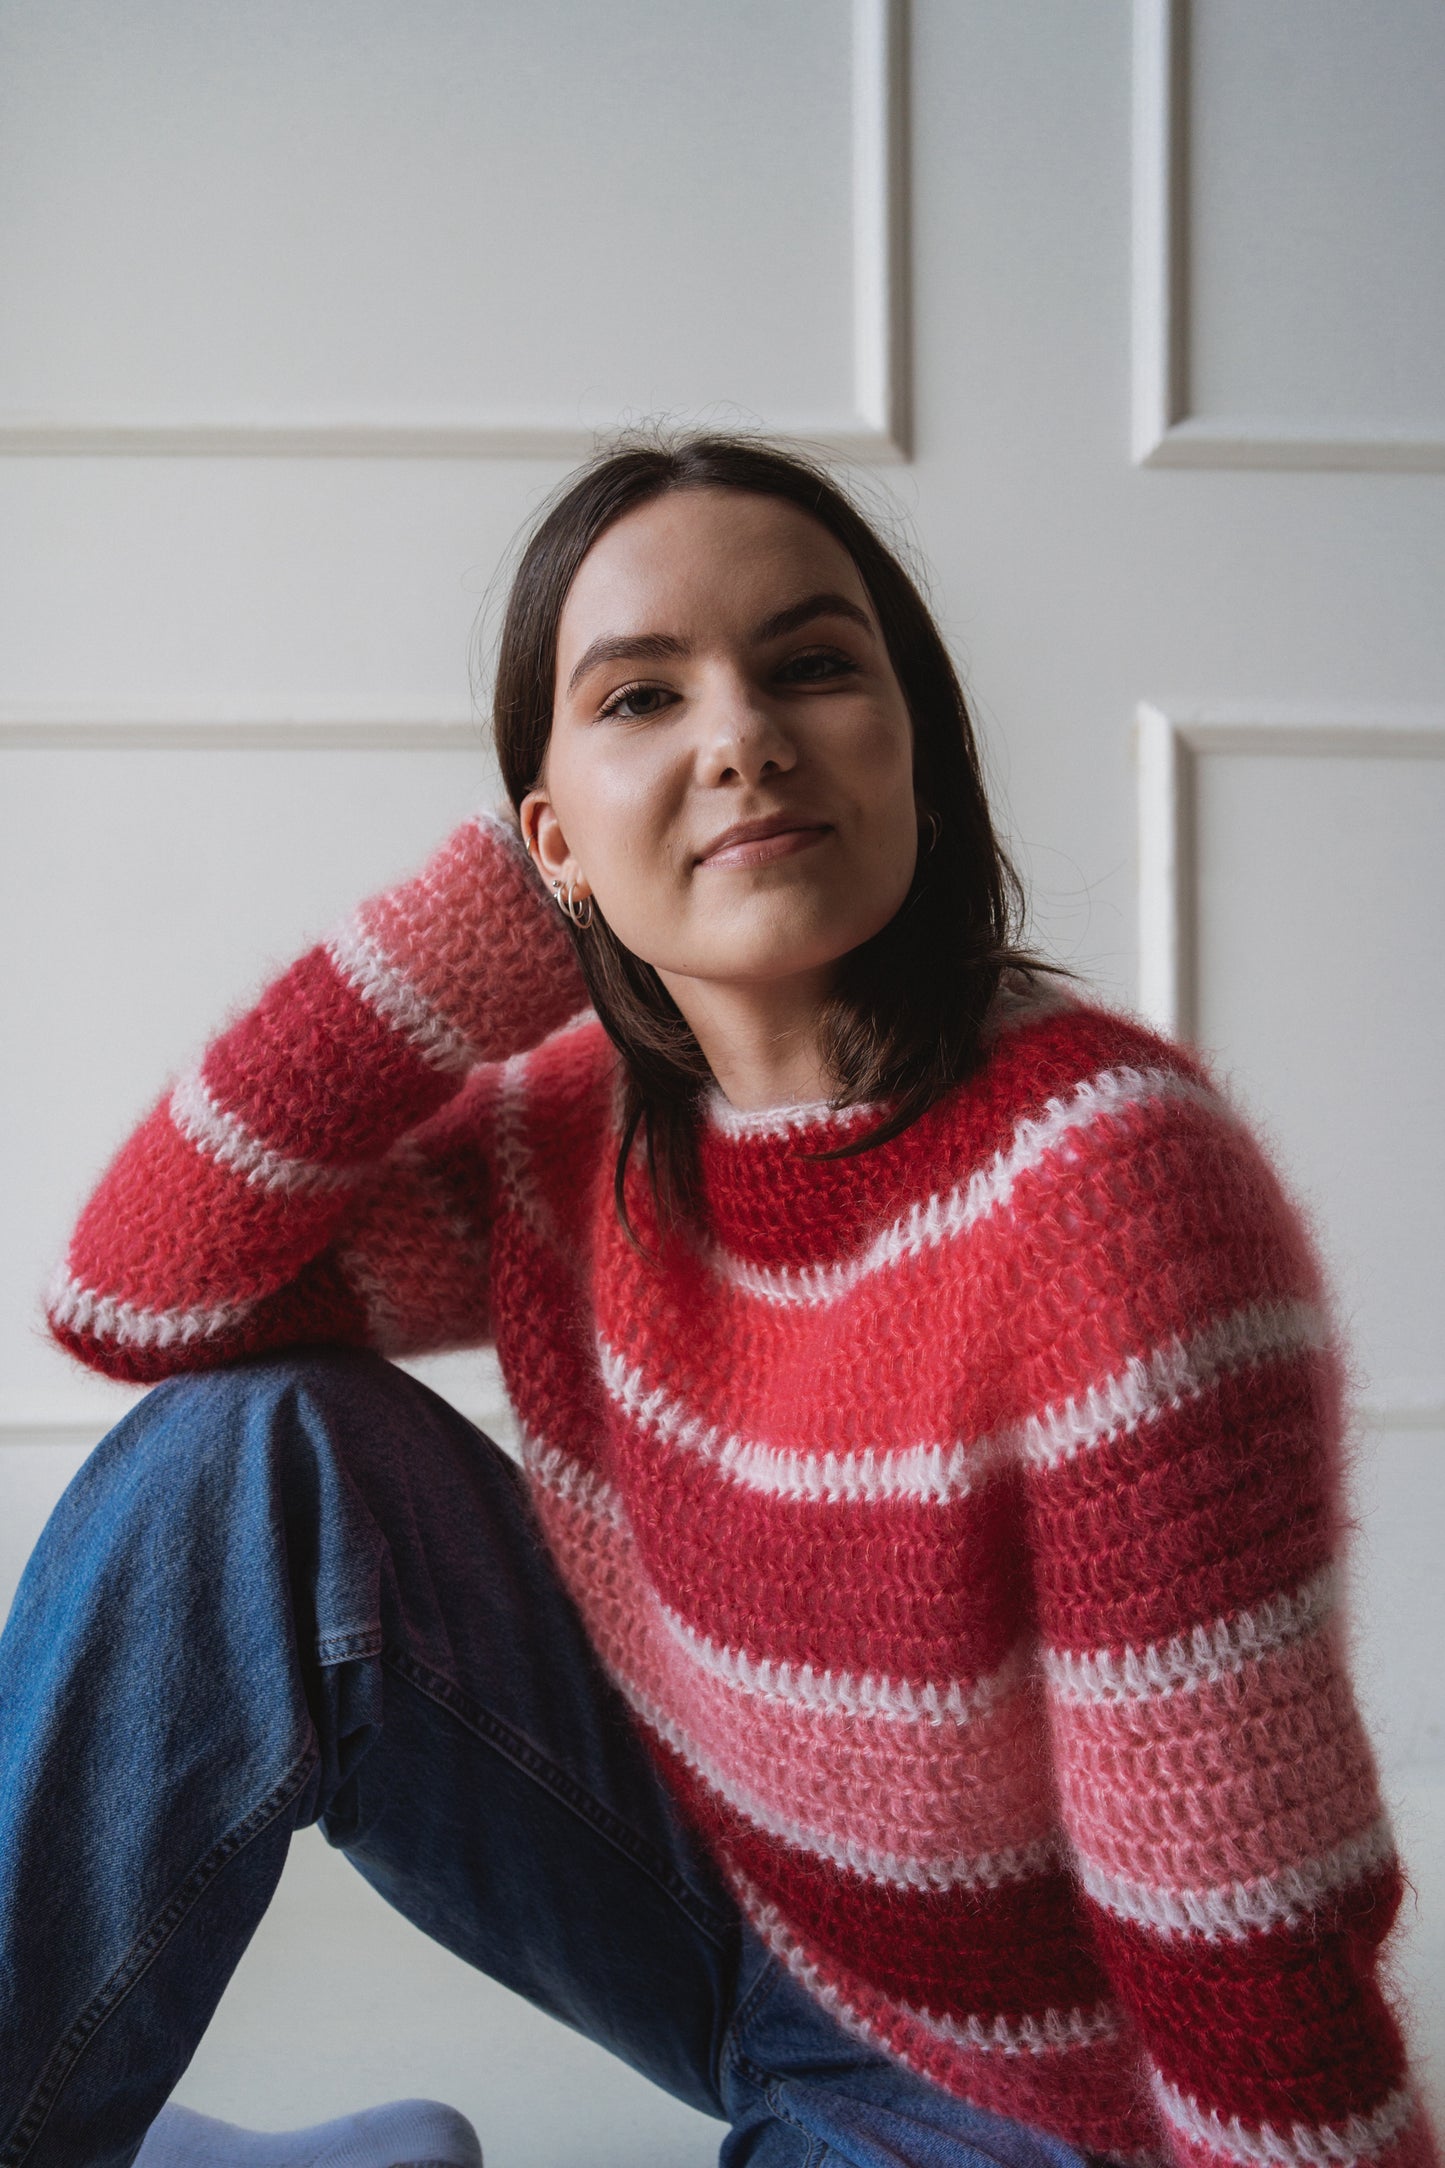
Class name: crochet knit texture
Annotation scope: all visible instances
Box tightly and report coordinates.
[48,810,1437,2168]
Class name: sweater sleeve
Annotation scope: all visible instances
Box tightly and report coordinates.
[46,809,589,1383]
[1014,1048,1438,2168]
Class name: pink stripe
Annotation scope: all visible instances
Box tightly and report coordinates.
[1051,1629,1385,1890]
[529,1477,1057,1874]
[358,813,583,1057]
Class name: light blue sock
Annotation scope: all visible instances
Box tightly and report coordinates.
[133,2097,482,2168]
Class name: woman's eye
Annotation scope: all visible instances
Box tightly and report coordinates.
[598,682,672,722]
[780,648,859,684]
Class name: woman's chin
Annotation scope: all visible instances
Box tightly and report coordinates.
[646,928,870,995]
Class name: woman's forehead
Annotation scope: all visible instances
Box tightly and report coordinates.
[557,488,866,653]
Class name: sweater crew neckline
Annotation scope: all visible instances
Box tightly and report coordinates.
[699,1087,889,1144]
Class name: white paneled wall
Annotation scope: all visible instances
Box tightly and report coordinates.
[2,0,1443,2154]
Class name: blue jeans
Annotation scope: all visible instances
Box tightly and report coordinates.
[0,1349,1098,2168]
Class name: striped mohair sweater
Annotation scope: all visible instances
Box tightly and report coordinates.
[48,810,1436,2168]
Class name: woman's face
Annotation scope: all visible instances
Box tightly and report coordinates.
[522,486,920,995]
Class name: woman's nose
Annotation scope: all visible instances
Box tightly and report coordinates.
[696,679,798,787]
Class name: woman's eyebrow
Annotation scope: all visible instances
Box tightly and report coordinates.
[565,592,874,699]
[750,591,875,644]
[566,630,690,698]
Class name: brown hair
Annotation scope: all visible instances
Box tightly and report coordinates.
[488,427,1071,1250]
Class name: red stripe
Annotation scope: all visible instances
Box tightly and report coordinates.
[66,1098,347,1310]
[1087,1864,1409,2127]
[652,1739,1109,2019]
[693,1003,1208,1275]
[203,945,453,1162]
[1027,1352,1334,1652]
[611,1421,1029,1679]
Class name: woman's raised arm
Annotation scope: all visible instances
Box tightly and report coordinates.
[46,808,588,1384]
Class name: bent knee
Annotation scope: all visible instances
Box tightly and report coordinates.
[139,1343,400,1418]
[100,1344,417,1484]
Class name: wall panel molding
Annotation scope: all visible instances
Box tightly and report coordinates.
[0,1402,513,1452]
[0,714,484,750]
[4,1399,1437,1453]
[0,0,909,464]
[1135,697,1445,1438]
[1131,0,1445,472]
[1136,700,1445,1035]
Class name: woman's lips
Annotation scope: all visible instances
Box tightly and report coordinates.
[697,825,831,869]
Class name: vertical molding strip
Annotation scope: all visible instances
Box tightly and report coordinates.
[1135,702,1188,1036]
[852,0,911,459]
[1131,0,1186,465]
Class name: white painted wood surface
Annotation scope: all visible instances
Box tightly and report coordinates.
[2,1,1441,2150]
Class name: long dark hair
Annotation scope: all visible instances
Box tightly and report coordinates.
[488,428,1071,1250]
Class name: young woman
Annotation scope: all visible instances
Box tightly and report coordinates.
[1,434,1434,2168]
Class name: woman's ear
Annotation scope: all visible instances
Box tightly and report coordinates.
[520,788,580,890]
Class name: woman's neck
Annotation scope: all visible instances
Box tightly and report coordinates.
[655,962,836,1113]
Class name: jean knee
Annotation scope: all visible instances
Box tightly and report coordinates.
[78,1346,399,1526]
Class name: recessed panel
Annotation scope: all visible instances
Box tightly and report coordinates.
[0,741,510,1430]
[1192,747,1445,1413]
[1187,0,1445,430]
[0,0,855,430]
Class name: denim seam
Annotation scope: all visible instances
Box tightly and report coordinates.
[0,1741,320,2168]
[316,1624,383,1665]
[382,1644,734,1950]
[718,1948,791,2090]
[757,2083,834,2168]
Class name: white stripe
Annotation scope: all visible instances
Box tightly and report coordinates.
[598,1335,1010,1506]
[46,1264,255,1350]
[522,1434,630,1531]
[325,911,478,1075]
[1044,1570,1337,1705]
[169,1066,363,1196]
[906,1995,1120,2061]
[658,1604,1033,1726]
[493,1049,555,1243]
[1077,1817,1397,1943]
[1022,1295,1329,1473]
[703,1091,886,1141]
[711,1064,1230,1306]
[1152,2072,1417,2168]
[735,1870,1121,2059]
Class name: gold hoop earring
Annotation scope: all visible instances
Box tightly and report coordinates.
[551,876,594,930]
